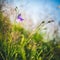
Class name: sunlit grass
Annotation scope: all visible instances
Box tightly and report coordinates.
[0,11,60,60]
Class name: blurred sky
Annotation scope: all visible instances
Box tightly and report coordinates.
[0,0,60,40]
[2,0,60,23]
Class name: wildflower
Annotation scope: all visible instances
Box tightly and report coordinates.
[17,14,24,21]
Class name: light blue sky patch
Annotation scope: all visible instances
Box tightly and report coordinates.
[3,0,60,22]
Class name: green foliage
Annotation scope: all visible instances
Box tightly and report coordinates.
[0,11,60,60]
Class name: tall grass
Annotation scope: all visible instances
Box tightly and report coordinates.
[0,11,60,60]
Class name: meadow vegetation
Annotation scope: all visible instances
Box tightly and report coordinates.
[0,11,60,60]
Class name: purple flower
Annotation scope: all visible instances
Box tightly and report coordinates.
[17,14,24,21]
